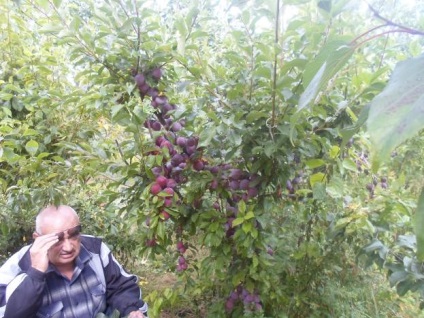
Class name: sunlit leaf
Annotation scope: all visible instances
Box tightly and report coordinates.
[367,54,424,170]
[309,173,326,187]
[25,140,39,155]
[305,159,325,168]
[299,40,355,111]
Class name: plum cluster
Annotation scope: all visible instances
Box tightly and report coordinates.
[209,166,260,237]
[176,240,188,271]
[134,67,260,246]
[225,285,262,313]
[285,170,304,197]
[355,151,370,174]
[134,67,263,312]
[366,175,389,198]
[134,69,264,311]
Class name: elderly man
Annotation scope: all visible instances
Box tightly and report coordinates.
[0,205,148,318]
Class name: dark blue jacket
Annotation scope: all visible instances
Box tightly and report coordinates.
[0,235,148,318]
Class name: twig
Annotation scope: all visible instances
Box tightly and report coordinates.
[367,2,424,36]
[270,0,280,131]
[115,140,129,165]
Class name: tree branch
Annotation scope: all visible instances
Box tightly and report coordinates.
[367,2,424,36]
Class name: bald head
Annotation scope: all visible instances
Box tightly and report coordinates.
[35,205,80,234]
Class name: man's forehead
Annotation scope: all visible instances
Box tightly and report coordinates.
[39,213,79,232]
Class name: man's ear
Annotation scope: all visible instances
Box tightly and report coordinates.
[32,232,40,240]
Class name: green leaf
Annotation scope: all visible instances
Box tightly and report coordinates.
[198,126,217,147]
[329,145,339,159]
[245,211,255,220]
[415,188,424,261]
[389,271,409,287]
[52,0,62,7]
[246,111,269,124]
[363,239,384,253]
[2,148,20,164]
[340,104,369,148]
[305,159,325,168]
[39,24,63,34]
[25,140,39,155]
[312,182,326,200]
[326,176,343,198]
[397,235,416,250]
[0,92,13,100]
[242,222,252,233]
[342,158,357,172]
[232,217,244,227]
[396,280,414,296]
[299,40,355,111]
[366,54,424,170]
[309,173,326,187]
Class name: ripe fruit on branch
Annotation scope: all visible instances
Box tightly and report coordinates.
[147,87,159,98]
[151,166,163,177]
[171,154,184,167]
[193,160,205,171]
[155,136,167,147]
[366,183,374,192]
[178,255,186,265]
[210,179,219,190]
[145,238,157,247]
[170,121,182,132]
[247,187,259,198]
[176,241,187,254]
[163,197,173,207]
[151,67,162,81]
[229,169,243,180]
[176,263,188,271]
[135,73,145,87]
[154,95,168,105]
[185,145,197,155]
[150,183,162,195]
[239,179,250,190]
[209,166,219,174]
[161,103,175,115]
[229,180,239,191]
[225,299,235,312]
[156,175,168,188]
[160,210,170,221]
[163,187,174,196]
[176,136,187,147]
[176,255,188,271]
[160,140,174,152]
[186,137,198,147]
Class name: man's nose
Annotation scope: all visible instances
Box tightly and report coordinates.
[61,238,73,250]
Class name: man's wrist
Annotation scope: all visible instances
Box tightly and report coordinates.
[27,266,47,281]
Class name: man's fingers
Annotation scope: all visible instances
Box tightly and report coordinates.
[32,234,59,251]
[128,311,145,318]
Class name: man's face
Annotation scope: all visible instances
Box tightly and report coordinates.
[46,225,82,267]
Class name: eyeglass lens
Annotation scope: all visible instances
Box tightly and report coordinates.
[56,225,82,241]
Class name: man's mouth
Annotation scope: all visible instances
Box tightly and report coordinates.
[60,252,74,258]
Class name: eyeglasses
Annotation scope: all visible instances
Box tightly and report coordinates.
[56,225,82,242]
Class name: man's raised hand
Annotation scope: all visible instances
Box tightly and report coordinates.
[29,233,59,272]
